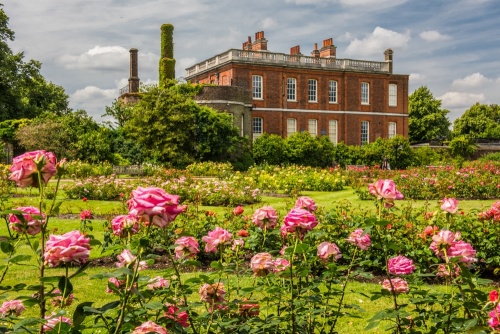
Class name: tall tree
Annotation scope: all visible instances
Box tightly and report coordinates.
[408,86,451,143]
[0,5,69,121]
[452,103,500,139]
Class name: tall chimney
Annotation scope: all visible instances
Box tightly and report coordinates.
[320,38,336,58]
[290,45,301,55]
[384,48,394,74]
[252,31,268,51]
[128,48,140,93]
[311,43,320,58]
[242,36,252,50]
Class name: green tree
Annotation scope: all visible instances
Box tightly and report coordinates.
[408,86,451,143]
[252,134,287,165]
[103,99,134,129]
[285,132,335,168]
[0,5,69,121]
[452,103,500,139]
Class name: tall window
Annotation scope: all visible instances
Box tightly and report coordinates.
[328,80,338,103]
[287,118,297,137]
[287,78,296,101]
[329,120,338,145]
[253,117,263,140]
[388,122,397,139]
[308,79,317,102]
[361,82,369,105]
[361,121,369,145]
[308,119,318,137]
[252,75,263,99]
[389,84,397,106]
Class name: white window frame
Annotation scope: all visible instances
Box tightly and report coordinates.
[389,84,397,106]
[253,117,263,140]
[308,79,317,102]
[361,121,369,145]
[388,122,397,139]
[287,118,297,137]
[287,78,296,101]
[361,82,369,105]
[252,75,263,100]
[329,120,338,145]
[328,80,338,103]
[308,119,318,137]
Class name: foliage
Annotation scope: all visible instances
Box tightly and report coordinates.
[448,135,477,158]
[452,103,500,139]
[408,86,451,143]
[159,23,175,85]
[103,99,134,129]
[285,132,335,168]
[252,133,287,165]
[0,5,69,121]
[65,160,114,178]
[186,161,233,178]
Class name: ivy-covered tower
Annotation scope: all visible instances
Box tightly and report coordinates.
[159,24,175,85]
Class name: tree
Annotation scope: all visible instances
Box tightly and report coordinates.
[408,86,451,143]
[452,103,500,139]
[252,134,287,165]
[103,99,134,129]
[0,5,69,121]
[124,82,251,168]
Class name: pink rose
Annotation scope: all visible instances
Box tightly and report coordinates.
[0,299,25,317]
[294,196,317,212]
[164,304,189,328]
[44,230,91,267]
[281,208,318,239]
[382,278,409,294]
[441,198,459,214]
[387,255,415,275]
[199,282,226,305]
[106,277,125,293]
[202,227,232,253]
[116,249,137,268]
[233,206,244,216]
[436,263,460,278]
[9,206,45,236]
[80,210,93,220]
[132,321,167,334]
[317,242,342,261]
[251,206,278,229]
[346,228,371,250]
[272,258,290,273]
[147,276,170,290]
[127,186,185,228]
[50,288,74,307]
[174,236,199,259]
[368,179,404,207]
[9,150,57,188]
[429,230,460,258]
[111,214,140,238]
[250,252,274,276]
[239,302,260,317]
[448,240,477,264]
[231,238,245,251]
[489,304,500,330]
[43,315,72,331]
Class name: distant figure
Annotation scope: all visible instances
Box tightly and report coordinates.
[381,158,391,170]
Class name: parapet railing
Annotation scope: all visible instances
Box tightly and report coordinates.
[186,49,389,78]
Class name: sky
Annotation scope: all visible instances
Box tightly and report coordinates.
[4,0,500,124]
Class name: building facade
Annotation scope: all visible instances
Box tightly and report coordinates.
[185,31,409,145]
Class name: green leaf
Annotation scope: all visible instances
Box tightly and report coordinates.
[145,301,164,310]
[8,254,31,264]
[73,302,93,328]
[58,275,73,297]
[0,241,14,253]
[98,300,121,312]
[210,261,223,270]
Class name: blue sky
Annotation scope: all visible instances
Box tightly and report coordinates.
[5,0,500,123]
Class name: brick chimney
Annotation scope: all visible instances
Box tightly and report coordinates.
[384,48,393,74]
[320,38,336,58]
[290,45,301,55]
[128,48,140,93]
[252,31,268,51]
[242,36,252,50]
[311,43,320,58]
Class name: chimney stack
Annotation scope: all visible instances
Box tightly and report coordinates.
[320,38,336,58]
[128,48,140,93]
[242,36,252,50]
[251,31,268,51]
[384,48,394,73]
[290,45,301,55]
[311,43,320,58]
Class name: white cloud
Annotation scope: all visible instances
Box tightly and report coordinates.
[409,73,426,83]
[452,72,492,88]
[59,45,129,71]
[261,17,277,29]
[419,30,451,42]
[71,86,118,102]
[338,0,407,6]
[439,91,485,108]
[345,27,410,57]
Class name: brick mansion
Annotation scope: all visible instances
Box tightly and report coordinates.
[184,31,409,145]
